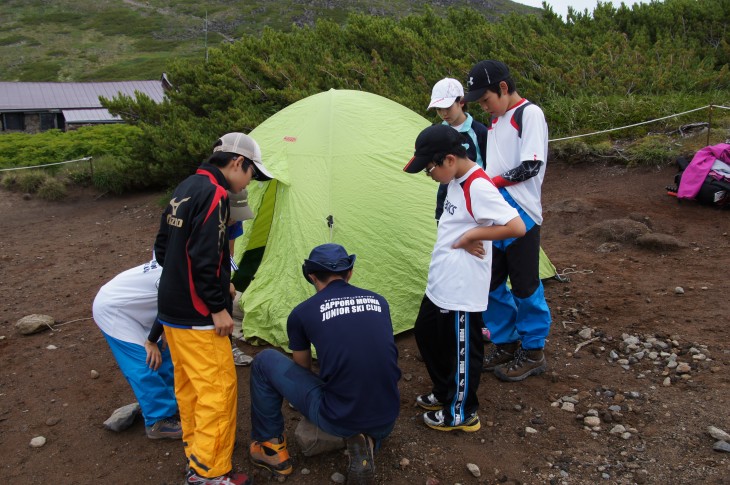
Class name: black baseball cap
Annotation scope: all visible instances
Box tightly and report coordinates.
[403,124,464,174]
[463,60,511,102]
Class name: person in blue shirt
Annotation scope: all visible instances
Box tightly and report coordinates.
[248,243,401,484]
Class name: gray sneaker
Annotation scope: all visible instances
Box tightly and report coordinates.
[232,346,253,366]
[146,417,182,439]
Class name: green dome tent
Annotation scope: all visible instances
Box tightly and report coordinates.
[233,88,557,351]
[233,89,435,350]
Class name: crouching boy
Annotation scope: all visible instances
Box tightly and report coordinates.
[248,243,401,484]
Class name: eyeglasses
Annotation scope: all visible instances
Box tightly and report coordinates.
[242,158,263,181]
[424,164,437,176]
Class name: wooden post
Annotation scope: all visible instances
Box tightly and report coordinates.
[88,157,94,178]
[706,104,713,146]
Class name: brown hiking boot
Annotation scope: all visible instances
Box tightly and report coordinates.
[483,342,520,372]
[494,348,547,382]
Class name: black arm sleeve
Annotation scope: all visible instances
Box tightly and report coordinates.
[501,159,543,183]
[147,319,163,343]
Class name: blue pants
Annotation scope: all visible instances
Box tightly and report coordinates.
[102,332,178,426]
[250,349,394,445]
[483,190,551,350]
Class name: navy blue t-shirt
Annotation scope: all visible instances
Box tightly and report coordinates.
[287,279,401,430]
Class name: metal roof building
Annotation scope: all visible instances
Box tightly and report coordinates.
[0,79,168,133]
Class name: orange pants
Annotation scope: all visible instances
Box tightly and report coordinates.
[165,326,237,478]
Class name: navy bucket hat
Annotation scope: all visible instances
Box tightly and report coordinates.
[301,243,356,284]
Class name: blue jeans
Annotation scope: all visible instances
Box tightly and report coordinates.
[250,349,394,446]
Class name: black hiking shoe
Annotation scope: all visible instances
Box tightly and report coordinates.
[346,433,375,484]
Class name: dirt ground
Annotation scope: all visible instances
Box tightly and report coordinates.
[0,161,728,485]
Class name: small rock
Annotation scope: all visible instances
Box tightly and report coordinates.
[16,314,54,335]
[90,370,100,379]
[331,472,346,483]
[426,478,440,485]
[708,426,730,442]
[525,427,538,434]
[402,373,412,381]
[103,402,141,432]
[30,436,46,447]
[300,468,311,475]
[676,362,692,374]
[584,416,601,427]
[45,417,60,426]
[674,286,684,294]
[663,377,671,387]
[561,402,575,412]
[578,328,593,339]
[466,463,481,477]
[713,441,730,453]
[399,458,410,468]
[610,425,626,434]
[46,345,57,350]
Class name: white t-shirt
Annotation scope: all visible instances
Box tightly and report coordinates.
[484,99,548,224]
[426,165,519,312]
[92,260,161,345]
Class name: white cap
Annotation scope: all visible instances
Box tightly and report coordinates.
[428,78,465,109]
[213,132,274,181]
[228,189,254,221]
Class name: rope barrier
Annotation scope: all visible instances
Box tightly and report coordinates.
[0,105,726,171]
[549,105,712,142]
[0,156,92,172]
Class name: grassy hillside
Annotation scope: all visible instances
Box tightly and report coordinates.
[0,0,538,82]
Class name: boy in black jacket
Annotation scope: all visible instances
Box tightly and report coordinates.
[154,132,273,485]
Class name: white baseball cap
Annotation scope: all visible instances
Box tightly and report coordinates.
[213,132,274,181]
[428,78,465,109]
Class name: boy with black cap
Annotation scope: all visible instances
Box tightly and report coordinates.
[248,243,400,484]
[428,77,488,221]
[153,132,273,485]
[403,124,525,431]
[463,60,552,382]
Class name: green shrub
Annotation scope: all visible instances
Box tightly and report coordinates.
[1,172,19,189]
[62,165,93,186]
[37,177,68,201]
[623,135,678,166]
[91,155,132,194]
[15,170,49,193]
[0,124,140,171]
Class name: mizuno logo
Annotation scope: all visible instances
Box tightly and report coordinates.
[169,197,191,216]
